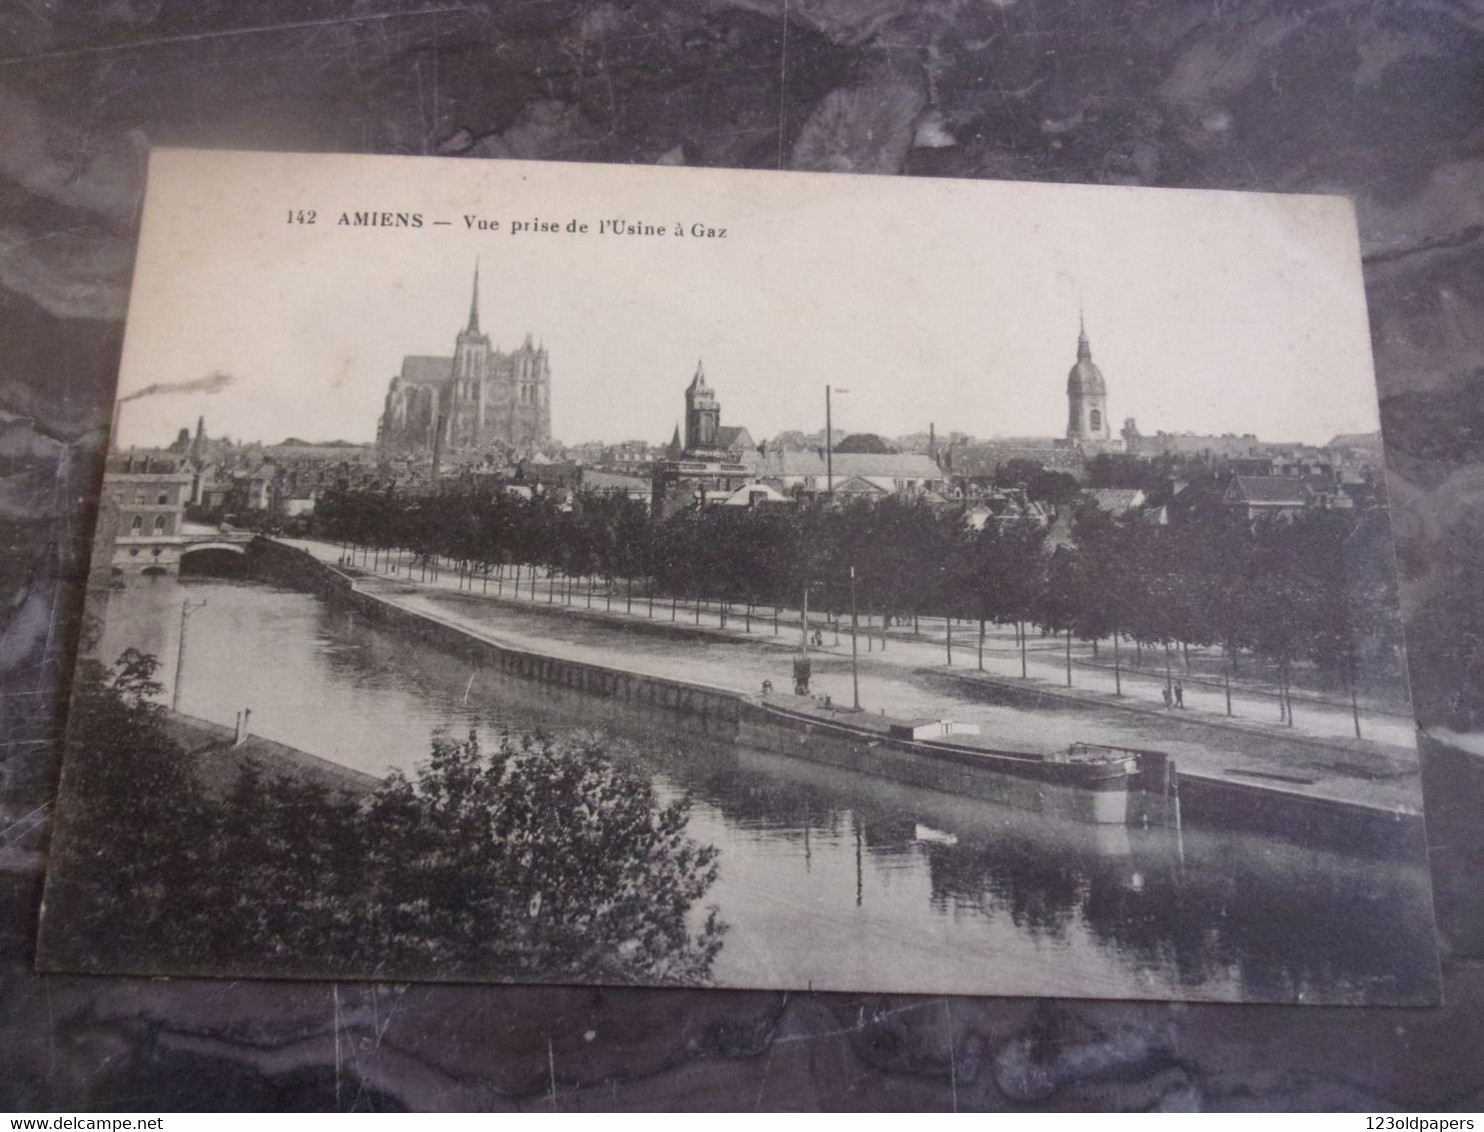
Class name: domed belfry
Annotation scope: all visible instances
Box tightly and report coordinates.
[1066,313,1111,442]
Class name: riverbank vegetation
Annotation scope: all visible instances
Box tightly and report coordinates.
[40,650,724,983]
[313,486,1404,728]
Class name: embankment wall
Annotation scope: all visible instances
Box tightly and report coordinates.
[250,538,1424,853]
[250,539,740,739]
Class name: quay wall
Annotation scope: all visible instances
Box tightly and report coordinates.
[928,668,1425,854]
[1176,775,1425,857]
[249,538,1423,853]
[249,539,741,740]
[164,709,381,797]
[929,668,1405,765]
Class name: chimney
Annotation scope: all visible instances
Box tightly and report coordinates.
[234,708,251,746]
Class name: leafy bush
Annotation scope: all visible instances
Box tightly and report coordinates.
[41,653,724,984]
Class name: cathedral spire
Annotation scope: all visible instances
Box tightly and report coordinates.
[1077,309,1091,361]
[466,260,481,335]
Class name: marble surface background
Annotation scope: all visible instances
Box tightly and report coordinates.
[2,0,1482,1111]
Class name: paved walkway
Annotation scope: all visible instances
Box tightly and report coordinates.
[282,539,1423,813]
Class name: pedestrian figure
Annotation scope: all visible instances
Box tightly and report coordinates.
[1174,681,1184,708]
[761,679,773,696]
[793,653,812,696]
[1162,684,1172,709]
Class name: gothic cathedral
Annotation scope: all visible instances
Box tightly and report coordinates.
[377,265,552,460]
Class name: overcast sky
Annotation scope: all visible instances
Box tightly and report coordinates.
[115,150,1381,451]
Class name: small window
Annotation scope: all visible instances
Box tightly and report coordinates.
[154,515,167,532]
[130,515,143,532]
[129,548,139,557]
[158,492,169,505]
[1089,409,1102,430]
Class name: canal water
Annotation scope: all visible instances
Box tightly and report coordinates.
[94,574,1439,1003]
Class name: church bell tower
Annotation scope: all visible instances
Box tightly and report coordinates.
[684,360,720,453]
[1066,313,1110,442]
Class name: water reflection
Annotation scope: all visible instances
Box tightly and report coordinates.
[92,575,1437,1003]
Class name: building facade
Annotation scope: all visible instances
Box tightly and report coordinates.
[102,455,193,573]
[377,266,552,462]
[748,450,948,497]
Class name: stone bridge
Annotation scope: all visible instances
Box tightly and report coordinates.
[110,527,255,575]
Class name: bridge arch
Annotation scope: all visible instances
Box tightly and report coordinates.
[179,542,252,578]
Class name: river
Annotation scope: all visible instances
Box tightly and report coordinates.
[93,573,1439,1003]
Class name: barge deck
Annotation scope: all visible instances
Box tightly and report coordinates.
[738,695,1180,827]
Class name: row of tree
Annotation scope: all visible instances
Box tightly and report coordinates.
[41,651,724,982]
[312,485,1403,724]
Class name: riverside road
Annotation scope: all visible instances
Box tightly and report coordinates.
[280,539,1422,817]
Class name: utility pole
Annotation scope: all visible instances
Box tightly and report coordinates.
[825,384,850,502]
[801,584,810,656]
[172,597,207,712]
[850,565,860,710]
[825,385,833,500]
[793,583,813,698]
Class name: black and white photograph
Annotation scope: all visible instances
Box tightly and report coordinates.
[36,148,1439,1005]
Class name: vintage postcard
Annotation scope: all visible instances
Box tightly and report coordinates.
[37,149,1439,1004]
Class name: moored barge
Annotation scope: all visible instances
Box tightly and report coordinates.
[738,695,1180,827]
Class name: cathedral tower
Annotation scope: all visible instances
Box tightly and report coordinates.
[450,261,490,442]
[1066,313,1110,442]
[377,262,552,462]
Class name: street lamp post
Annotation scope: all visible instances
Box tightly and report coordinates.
[173,597,207,712]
